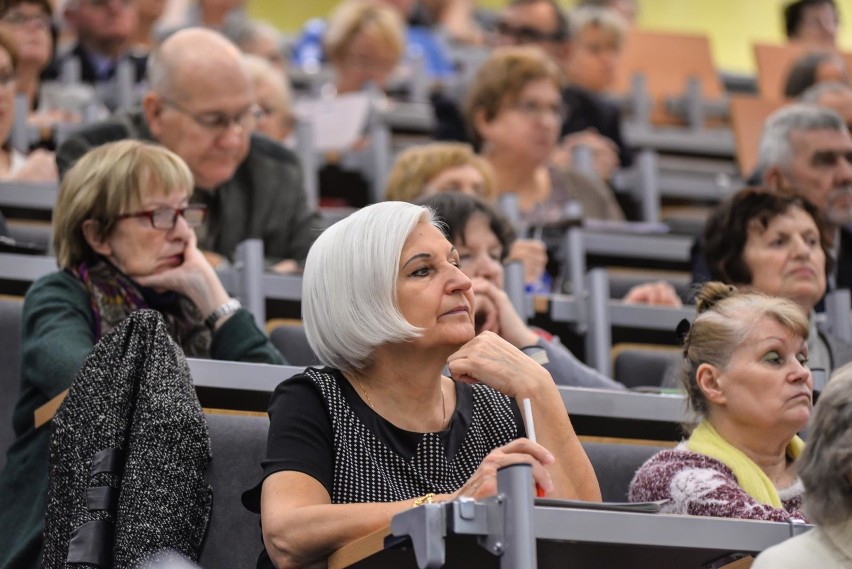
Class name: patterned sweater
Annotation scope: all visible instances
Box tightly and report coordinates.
[628,445,809,522]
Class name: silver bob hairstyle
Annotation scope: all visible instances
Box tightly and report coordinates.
[798,362,852,525]
[302,201,439,373]
[756,103,846,173]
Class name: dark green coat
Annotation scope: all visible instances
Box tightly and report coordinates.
[0,271,283,568]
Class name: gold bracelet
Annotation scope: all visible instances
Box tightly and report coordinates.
[412,493,435,507]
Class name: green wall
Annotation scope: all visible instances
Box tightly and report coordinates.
[249,0,852,73]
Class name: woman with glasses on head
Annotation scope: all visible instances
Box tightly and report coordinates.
[465,46,624,233]
[0,140,283,569]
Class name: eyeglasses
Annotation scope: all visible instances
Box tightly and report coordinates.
[160,95,263,136]
[0,11,51,28]
[510,100,568,122]
[82,0,133,8]
[495,21,565,44]
[117,205,208,230]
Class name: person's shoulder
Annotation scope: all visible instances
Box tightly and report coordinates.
[248,134,300,166]
[23,270,88,314]
[63,109,144,144]
[752,529,830,569]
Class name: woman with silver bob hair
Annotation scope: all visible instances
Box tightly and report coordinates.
[753,361,852,568]
[248,201,600,569]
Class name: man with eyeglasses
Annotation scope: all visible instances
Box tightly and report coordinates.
[57,27,322,273]
[42,0,146,99]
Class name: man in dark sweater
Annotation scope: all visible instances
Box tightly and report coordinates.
[57,27,322,272]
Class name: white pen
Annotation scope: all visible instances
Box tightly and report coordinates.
[521,397,545,497]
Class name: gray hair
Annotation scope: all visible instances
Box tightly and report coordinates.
[567,5,627,45]
[799,362,852,525]
[302,202,439,373]
[800,80,852,104]
[756,103,847,173]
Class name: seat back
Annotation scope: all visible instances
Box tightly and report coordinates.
[269,322,320,367]
[198,412,269,569]
[582,441,668,502]
[612,344,681,389]
[0,297,23,471]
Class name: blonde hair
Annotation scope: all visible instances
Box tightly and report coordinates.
[54,140,194,268]
[323,0,405,63]
[464,45,562,146]
[385,143,495,202]
[681,282,809,416]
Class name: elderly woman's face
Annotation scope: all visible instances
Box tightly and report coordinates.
[709,315,812,434]
[90,187,194,279]
[0,2,52,71]
[480,78,562,165]
[423,165,487,198]
[455,213,505,288]
[333,28,399,94]
[742,207,826,312]
[396,222,475,350]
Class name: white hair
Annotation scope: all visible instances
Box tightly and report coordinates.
[303,201,438,373]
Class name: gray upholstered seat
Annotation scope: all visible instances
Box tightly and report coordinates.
[582,441,667,502]
[199,412,269,569]
[0,298,23,471]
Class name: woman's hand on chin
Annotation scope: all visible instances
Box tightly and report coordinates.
[134,238,229,315]
[447,331,551,398]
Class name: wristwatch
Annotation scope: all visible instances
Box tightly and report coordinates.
[205,298,242,329]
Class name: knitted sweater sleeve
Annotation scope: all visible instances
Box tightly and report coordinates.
[628,449,809,522]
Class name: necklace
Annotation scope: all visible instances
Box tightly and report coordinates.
[353,375,448,430]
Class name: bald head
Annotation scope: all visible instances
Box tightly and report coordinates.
[148,27,249,99]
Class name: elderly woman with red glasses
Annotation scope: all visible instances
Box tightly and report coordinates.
[0,140,283,568]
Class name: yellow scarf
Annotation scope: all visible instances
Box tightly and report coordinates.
[686,420,805,508]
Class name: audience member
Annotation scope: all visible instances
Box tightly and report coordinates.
[466,0,632,171]
[562,6,626,95]
[415,0,483,45]
[0,0,54,112]
[577,0,638,26]
[704,188,852,377]
[244,54,293,143]
[0,31,56,181]
[129,0,166,53]
[418,192,625,389]
[0,140,283,569]
[630,282,811,522]
[465,45,624,231]
[785,0,839,48]
[752,361,852,569]
[385,141,494,202]
[784,51,849,99]
[56,27,322,272]
[231,18,287,73]
[324,0,405,95]
[800,80,852,128]
[45,0,147,92]
[244,200,600,568]
[757,104,852,289]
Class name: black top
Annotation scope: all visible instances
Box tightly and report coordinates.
[243,367,525,567]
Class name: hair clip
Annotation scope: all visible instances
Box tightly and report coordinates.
[675,318,691,345]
